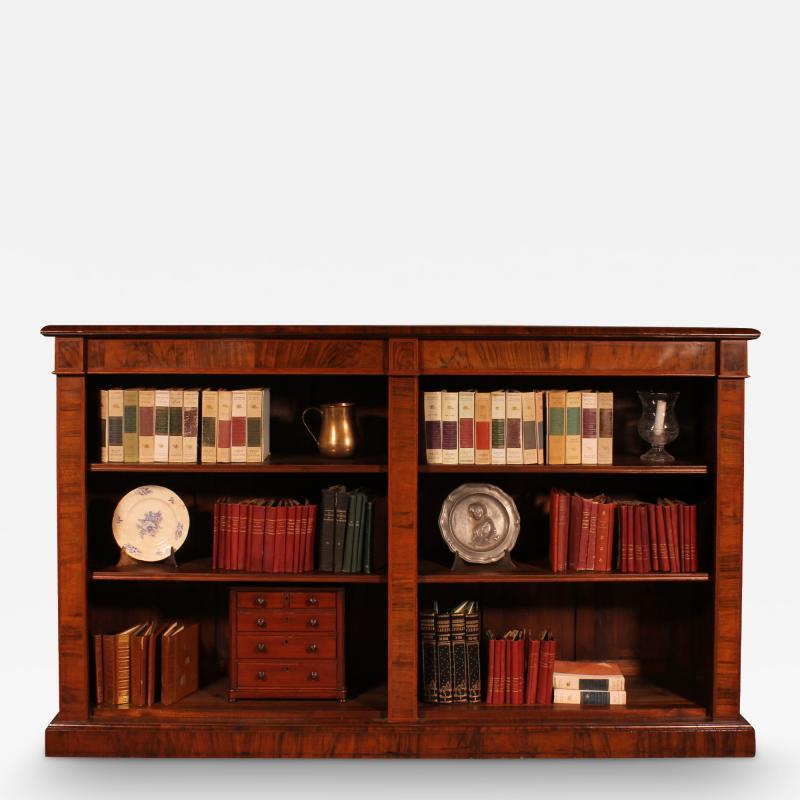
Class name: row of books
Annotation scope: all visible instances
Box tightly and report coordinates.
[318,486,387,574]
[485,629,556,704]
[93,621,199,707]
[423,390,613,466]
[99,388,270,464]
[550,660,627,705]
[213,498,317,573]
[420,601,481,704]
[549,489,699,573]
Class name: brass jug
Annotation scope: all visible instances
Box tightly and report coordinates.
[302,402,357,458]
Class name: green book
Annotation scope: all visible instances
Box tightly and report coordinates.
[353,492,367,573]
[362,500,374,573]
[341,491,359,574]
[122,388,139,463]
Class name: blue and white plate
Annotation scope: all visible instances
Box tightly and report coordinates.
[112,485,189,562]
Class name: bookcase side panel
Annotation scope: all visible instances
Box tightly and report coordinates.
[388,373,419,721]
[713,377,746,719]
[56,374,90,719]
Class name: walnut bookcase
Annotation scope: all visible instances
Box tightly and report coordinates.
[42,325,758,758]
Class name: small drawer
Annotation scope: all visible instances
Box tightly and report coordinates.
[235,660,338,688]
[235,591,285,610]
[236,633,337,660]
[289,591,337,609]
[237,609,337,633]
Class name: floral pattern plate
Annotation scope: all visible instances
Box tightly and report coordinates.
[112,485,189,562]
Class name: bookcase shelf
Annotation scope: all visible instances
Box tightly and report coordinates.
[42,325,758,759]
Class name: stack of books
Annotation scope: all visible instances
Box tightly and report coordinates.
[318,486,387,574]
[423,389,613,466]
[552,660,627,705]
[213,498,317,573]
[99,388,270,464]
[549,488,616,572]
[93,620,199,707]
[420,601,481,704]
[485,629,556,704]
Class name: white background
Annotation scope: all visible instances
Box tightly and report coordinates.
[1,1,798,797]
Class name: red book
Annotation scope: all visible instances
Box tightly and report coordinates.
[504,640,512,705]
[525,637,541,704]
[664,504,678,572]
[535,636,556,704]
[633,505,643,572]
[249,504,266,572]
[494,639,505,705]
[274,503,288,573]
[514,639,524,705]
[285,505,297,574]
[294,504,308,574]
[304,503,317,572]
[263,502,277,572]
[638,506,651,573]
[212,501,219,569]
[577,498,592,571]
[671,505,681,572]
[690,504,698,571]
[557,491,569,572]
[229,502,240,572]
[568,494,583,570]
[238,503,249,571]
[486,639,496,704]
[475,416,490,454]
[647,504,659,571]
[217,501,227,569]
[586,500,599,571]
[618,505,627,572]
[549,488,560,572]
[655,504,670,571]
[595,502,611,572]
[231,414,246,454]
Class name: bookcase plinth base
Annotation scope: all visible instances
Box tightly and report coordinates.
[45,715,755,758]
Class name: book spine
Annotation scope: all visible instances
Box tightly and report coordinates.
[261,388,271,459]
[450,612,468,703]
[212,501,219,569]
[535,638,556,704]
[522,391,538,464]
[490,390,506,464]
[525,639,540,704]
[486,638,496,704]
[274,504,288,573]
[553,675,626,691]
[333,492,349,573]
[633,504,644,572]
[553,689,626,705]
[535,391,545,464]
[182,389,199,464]
[504,639,512,704]
[342,492,359,573]
[238,504,249,571]
[690,504,698,572]
[639,505,651,573]
[423,391,443,464]
[138,389,155,463]
[93,633,104,704]
[546,390,566,464]
[577,498,592,571]
[441,391,459,465]
[216,390,232,463]
[285,505,298,574]
[435,612,453,703]
[457,391,475,464]
[505,391,523,465]
[565,390,582,465]
[246,388,264,463]
[465,609,481,703]
[168,389,183,463]
[250,505,266,572]
[200,390,218,464]
[153,389,170,463]
[586,500,599,571]
[99,390,109,463]
[295,504,308,574]
[263,505,277,573]
[568,493,583,571]
[493,638,504,704]
[107,389,124,463]
[648,504,660,571]
[549,488,560,572]
[122,388,139,463]
[304,503,317,573]
[597,391,614,465]
[512,639,524,705]
[474,392,491,465]
[557,489,569,573]
[580,391,598,465]
[420,611,438,703]
[318,489,336,572]
[595,502,612,572]
[230,390,248,463]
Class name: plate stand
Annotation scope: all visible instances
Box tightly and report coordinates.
[116,547,179,569]
[450,551,517,572]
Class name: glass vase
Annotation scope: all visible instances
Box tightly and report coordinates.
[637,391,679,463]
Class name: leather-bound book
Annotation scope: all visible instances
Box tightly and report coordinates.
[654,503,670,571]
[474,392,491,465]
[361,500,373,574]
[639,504,651,572]
[535,391,545,464]
[295,503,308,574]
[99,390,109,463]
[553,660,625,691]
[274,501,288,573]
[285,502,298,574]
[597,391,614,465]
[103,623,141,707]
[586,499,599,571]
[494,637,505,704]
[690,504,698,572]
[238,502,250,571]
[458,391,475,465]
[304,502,317,573]
[249,502,266,573]
[122,388,139,463]
[441,391,459,465]
[524,635,540,704]
[130,621,155,707]
[565,390,582,465]
[333,489,350,573]
[200,389,218,464]
[318,487,338,572]
[556,490,569,573]
[633,503,644,573]
[182,389,199,464]
[168,388,183,464]
[138,389,155,464]
[93,634,104,704]
[107,388,124,463]
[423,391,443,464]
[535,632,556,704]
[490,390,506,465]
[245,388,265,463]
[153,389,170,463]
[341,491,358,573]
[230,389,248,463]
[485,636,496,704]
[352,492,367,573]
[505,391,523,465]
[161,622,199,706]
[464,602,481,704]
[568,493,583,570]
[216,389,232,463]
[581,391,598,465]
[262,500,277,572]
[546,390,567,464]
[595,501,612,572]
[450,604,468,703]
[670,504,681,572]
[435,610,453,704]
[647,504,660,571]
[522,391,538,465]
[420,608,438,703]
[662,502,678,572]
[576,497,592,571]
[513,637,525,705]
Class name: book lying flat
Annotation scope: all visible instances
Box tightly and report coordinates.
[553,660,625,691]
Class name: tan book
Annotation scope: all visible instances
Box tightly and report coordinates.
[230,390,248,463]
[546,390,567,464]
[423,391,443,464]
[217,389,232,463]
[138,389,155,464]
[168,389,183,463]
[457,391,475,465]
[441,391,459,465]
[153,389,170,463]
[553,688,626,705]
[474,392,491,465]
[580,391,598,465]
[200,390,218,464]
[99,389,109,463]
[553,660,625,691]
[521,391,537,465]
[182,389,200,463]
[565,391,582,464]
[122,388,139,463]
[490,390,506,465]
[107,389,124,463]
[245,388,268,463]
[535,390,545,464]
[597,392,614,465]
[505,391,523,465]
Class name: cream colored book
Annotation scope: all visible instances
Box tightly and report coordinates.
[217,389,232,463]
[182,389,199,463]
[138,389,155,464]
[546,390,566,465]
[200,390,218,464]
[168,389,184,463]
[457,391,475,465]
[423,391,443,464]
[99,389,109,463]
[474,392,491,465]
[565,390,582,465]
[553,660,625,691]
[441,391,459,465]
[490,390,506,464]
[580,391,598,465]
[245,388,268,463]
[505,391,523,465]
[553,688,626,705]
[597,392,614,465]
[535,391,545,464]
[107,389,124,463]
[521,391,537,465]
[231,390,248,463]
[153,389,170,463]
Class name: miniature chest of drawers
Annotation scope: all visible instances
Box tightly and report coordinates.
[228,587,346,701]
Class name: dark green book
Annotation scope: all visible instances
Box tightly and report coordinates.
[333,489,350,573]
[362,499,374,573]
[341,491,359,574]
[352,492,367,573]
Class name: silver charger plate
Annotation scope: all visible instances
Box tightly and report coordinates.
[438,483,520,564]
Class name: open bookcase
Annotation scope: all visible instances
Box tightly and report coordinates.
[42,325,757,757]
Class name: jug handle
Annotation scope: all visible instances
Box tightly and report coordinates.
[301,407,322,446]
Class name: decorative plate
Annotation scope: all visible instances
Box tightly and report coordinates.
[438,483,520,564]
[112,485,189,562]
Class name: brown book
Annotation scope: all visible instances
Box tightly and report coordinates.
[595,501,613,572]
[524,636,540,704]
[647,504,660,571]
[586,500,599,571]
[577,497,592,571]
[568,493,583,571]
[633,504,644,572]
[161,622,199,706]
[638,505,651,573]
[655,503,670,571]
[129,622,153,707]
[93,634,104,705]
[535,631,556,704]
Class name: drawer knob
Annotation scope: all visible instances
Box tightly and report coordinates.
[309,671,319,681]
[308,618,319,628]
[257,671,266,681]
[256,618,266,628]
[255,597,265,607]
[256,642,266,653]
[307,643,318,653]
[307,596,319,606]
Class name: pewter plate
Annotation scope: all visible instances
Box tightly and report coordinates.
[438,483,520,564]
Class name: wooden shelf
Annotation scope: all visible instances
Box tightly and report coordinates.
[419,455,708,475]
[418,677,707,722]
[91,558,386,583]
[417,559,710,583]
[90,455,387,474]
